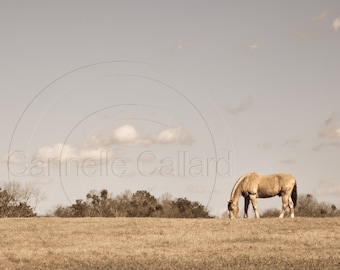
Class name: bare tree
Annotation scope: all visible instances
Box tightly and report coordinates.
[0,181,45,217]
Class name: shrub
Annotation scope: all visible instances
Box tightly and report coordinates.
[261,194,340,218]
[54,189,211,218]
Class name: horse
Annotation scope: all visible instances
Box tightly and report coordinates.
[227,172,297,218]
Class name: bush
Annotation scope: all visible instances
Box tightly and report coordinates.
[54,189,211,218]
[297,194,339,217]
[262,194,340,218]
[261,208,282,218]
[0,181,42,217]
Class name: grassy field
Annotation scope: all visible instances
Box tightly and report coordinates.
[0,217,339,269]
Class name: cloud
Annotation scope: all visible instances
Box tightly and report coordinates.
[332,18,340,30]
[8,124,193,168]
[34,143,78,162]
[319,126,340,139]
[113,125,139,144]
[78,148,116,161]
[2,151,26,165]
[313,11,328,22]
[85,124,192,148]
[314,182,340,197]
[33,143,115,163]
[226,96,254,114]
[84,124,147,148]
[152,125,192,144]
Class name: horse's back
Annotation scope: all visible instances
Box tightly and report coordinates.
[276,173,296,186]
[257,173,296,197]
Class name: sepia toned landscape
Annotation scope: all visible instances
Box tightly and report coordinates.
[2,2,340,269]
[0,217,339,269]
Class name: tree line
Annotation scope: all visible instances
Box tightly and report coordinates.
[262,194,340,218]
[0,182,44,218]
[54,189,211,218]
[1,182,340,218]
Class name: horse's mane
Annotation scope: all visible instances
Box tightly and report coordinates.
[230,172,259,200]
[230,174,247,200]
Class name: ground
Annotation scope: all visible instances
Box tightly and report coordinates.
[0,217,339,269]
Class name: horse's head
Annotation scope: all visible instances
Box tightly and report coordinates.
[227,200,239,219]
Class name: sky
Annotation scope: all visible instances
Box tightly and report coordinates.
[1,1,340,217]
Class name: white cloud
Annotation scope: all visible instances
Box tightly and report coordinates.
[152,125,192,144]
[34,143,78,162]
[84,124,148,148]
[113,125,141,144]
[15,124,192,168]
[332,17,340,30]
[2,151,26,165]
[319,126,340,139]
[226,96,254,114]
[33,143,116,164]
[85,124,192,147]
[78,148,116,161]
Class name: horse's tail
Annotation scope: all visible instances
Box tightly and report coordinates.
[291,183,297,207]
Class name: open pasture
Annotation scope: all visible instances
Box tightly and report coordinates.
[0,217,339,269]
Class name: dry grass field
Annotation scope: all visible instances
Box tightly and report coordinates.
[0,217,339,269]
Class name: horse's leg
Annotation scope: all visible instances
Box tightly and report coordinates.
[279,194,289,218]
[249,194,260,218]
[288,197,294,218]
[244,197,250,218]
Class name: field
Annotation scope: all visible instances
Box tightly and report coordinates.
[0,217,339,269]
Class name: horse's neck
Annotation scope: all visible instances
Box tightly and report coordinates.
[231,188,242,203]
[230,177,244,202]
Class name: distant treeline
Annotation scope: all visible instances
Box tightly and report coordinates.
[0,182,41,218]
[0,187,35,217]
[54,190,212,218]
[262,194,340,218]
[1,181,339,218]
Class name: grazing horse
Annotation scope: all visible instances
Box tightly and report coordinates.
[227,172,297,218]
